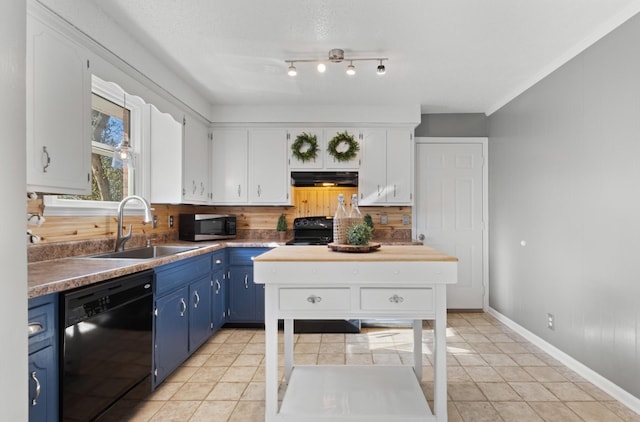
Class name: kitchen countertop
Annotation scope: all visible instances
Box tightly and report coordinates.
[28,240,281,298]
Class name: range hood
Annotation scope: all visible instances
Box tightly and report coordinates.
[291,171,358,187]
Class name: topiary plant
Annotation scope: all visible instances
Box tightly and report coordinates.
[363,214,374,230]
[347,222,373,246]
[276,213,287,232]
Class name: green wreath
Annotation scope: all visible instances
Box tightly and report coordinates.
[291,132,319,162]
[327,131,359,162]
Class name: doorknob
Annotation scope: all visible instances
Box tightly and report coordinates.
[418,234,425,241]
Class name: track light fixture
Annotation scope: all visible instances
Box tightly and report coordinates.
[285,48,387,77]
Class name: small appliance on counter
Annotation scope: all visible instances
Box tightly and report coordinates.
[286,216,361,334]
[179,214,236,241]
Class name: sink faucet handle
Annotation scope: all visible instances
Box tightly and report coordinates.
[146,238,156,247]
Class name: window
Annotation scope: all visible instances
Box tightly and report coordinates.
[44,76,145,216]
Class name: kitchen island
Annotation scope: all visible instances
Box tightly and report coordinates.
[253,245,457,422]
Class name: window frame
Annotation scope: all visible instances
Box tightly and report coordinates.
[44,76,148,217]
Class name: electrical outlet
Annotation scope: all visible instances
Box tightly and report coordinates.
[402,215,410,225]
[152,215,158,228]
[380,214,388,225]
[169,215,174,228]
[547,313,554,330]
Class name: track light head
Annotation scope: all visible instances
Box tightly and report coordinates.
[377,62,386,75]
[346,61,356,76]
[287,63,297,76]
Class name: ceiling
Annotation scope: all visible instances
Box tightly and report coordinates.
[88,0,640,114]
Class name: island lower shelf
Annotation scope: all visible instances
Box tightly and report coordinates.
[278,365,435,422]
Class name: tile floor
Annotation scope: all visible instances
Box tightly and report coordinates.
[101,312,640,421]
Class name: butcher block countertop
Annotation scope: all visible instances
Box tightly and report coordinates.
[253,244,458,262]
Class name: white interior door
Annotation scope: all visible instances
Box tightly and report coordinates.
[415,140,486,309]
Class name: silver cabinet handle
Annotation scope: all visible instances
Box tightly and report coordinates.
[28,322,43,336]
[179,298,187,316]
[215,279,221,294]
[257,184,262,197]
[237,184,241,197]
[41,146,51,173]
[200,181,205,195]
[394,184,397,197]
[31,371,41,406]
[389,294,404,304]
[194,290,200,308]
[377,184,381,196]
[192,180,197,194]
[307,295,322,304]
[244,274,248,289]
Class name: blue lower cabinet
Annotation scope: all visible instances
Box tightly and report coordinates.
[153,254,212,387]
[227,247,272,323]
[189,275,213,351]
[28,294,58,422]
[154,286,189,386]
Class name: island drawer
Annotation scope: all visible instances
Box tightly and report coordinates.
[279,288,350,311]
[360,287,434,312]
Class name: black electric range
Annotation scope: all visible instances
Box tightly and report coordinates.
[285,216,333,245]
[285,216,361,334]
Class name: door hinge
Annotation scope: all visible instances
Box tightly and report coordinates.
[286,132,290,140]
[210,322,214,329]
[87,173,90,182]
[86,59,90,69]
[183,116,186,126]
[211,279,214,286]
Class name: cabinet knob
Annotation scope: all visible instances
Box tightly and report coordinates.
[306,295,322,304]
[388,294,404,304]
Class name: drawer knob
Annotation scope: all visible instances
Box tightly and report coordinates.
[389,294,404,304]
[306,295,322,304]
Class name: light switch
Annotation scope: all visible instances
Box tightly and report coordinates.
[380,214,388,225]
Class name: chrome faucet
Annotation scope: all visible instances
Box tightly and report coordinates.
[115,195,154,252]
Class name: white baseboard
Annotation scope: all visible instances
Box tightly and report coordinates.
[487,307,640,415]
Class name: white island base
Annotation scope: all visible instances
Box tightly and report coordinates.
[279,365,433,422]
[253,245,458,422]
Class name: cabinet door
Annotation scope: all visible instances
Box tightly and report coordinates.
[386,129,413,204]
[359,128,387,205]
[211,129,248,204]
[248,129,290,204]
[182,115,210,204]
[288,128,324,169]
[26,14,91,195]
[228,266,256,321]
[324,128,361,170]
[154,287,189,387]
[212,270,227,331]
[189,276,212,351]
[150,105,183,203]
[29,346,57,422]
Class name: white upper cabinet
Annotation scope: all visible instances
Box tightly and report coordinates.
[182,115,210,204]
[211,128,248,204]
[249,129,290,204]
[288,128,324,170]
[323,127,361,170]
[26,12,91,195]
[149,105,183,203]
[359,128,413,205]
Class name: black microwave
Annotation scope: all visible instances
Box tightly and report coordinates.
[179,214,237,241]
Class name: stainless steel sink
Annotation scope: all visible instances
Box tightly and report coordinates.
[84,245,200,259]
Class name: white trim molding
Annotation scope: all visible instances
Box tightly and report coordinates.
[488,307,640,415]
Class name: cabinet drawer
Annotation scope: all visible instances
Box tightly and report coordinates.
[155,254,211,296]
[28,295,56,353]
[360,288,433,312]
[228,247,271,266]
[211,249,226,268]
[279,288,350,311]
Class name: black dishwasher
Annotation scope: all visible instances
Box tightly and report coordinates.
[60,270,154,421]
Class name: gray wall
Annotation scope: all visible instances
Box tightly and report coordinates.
[489,14,640,398]
[1,0,28,419]
[415,113,488,137]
